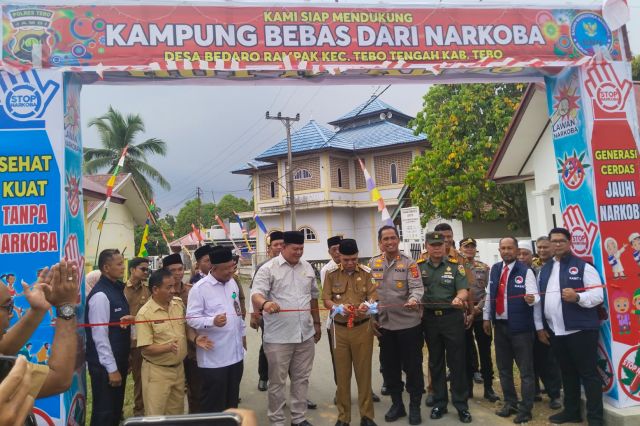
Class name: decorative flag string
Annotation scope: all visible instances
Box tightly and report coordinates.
[253,212,268,234]
[97,146,128,231]
[137,218,150,257]
[215,215,241,253]
[191,223,204,246]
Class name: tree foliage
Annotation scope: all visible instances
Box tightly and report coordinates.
[632,54,640,81]
[406,83,529,231]
[84,106,170,200]
[173,195,253,237]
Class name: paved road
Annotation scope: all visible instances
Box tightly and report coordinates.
[239,316,518,425]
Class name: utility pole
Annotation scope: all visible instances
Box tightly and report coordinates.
[266,111,300,230]
[196,186,202,229]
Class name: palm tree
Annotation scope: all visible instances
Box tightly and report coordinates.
[84,106,170,199]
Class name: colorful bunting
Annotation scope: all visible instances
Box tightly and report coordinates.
[97,146,128,230]
[253,213,268,234]
[191,223,204,244]
[137,219,150,257]
[234,211,253,252]
[216,215,241,253]
[358,158,394,227]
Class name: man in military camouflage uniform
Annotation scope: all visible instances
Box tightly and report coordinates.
[459,238,499,403]
[324,239,377,426]
[369,225,424,425]
[419,232,471,423]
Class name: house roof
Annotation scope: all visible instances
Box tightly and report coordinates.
[84,175,127,213]
[328,98,413,126]
[254,120,351,161]
[85,173,152,226]
[231,159,276,175]
[488,82,640,183]
[335,120,425,151]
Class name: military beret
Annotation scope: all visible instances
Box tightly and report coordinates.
[327,235,342,248]
[194,245,212,261]
[284,231,305,245]
[210,246,233,264]
[338,238,358,255]
[425,232,445,245]
[459,238,477,248]
[162,253,183,268]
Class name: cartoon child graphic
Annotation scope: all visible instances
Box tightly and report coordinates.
[632,288,640,325]
[605,237,627,279]
[613,291,631,335]
[36,342,51,364]
[1,274,17,296]
[630,233,640,273]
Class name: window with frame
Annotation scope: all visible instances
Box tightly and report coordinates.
[299,227,317,241]
[390,163,398,184]
[269,181,276,198]
[293,168,312,180]
[337,168,343,188]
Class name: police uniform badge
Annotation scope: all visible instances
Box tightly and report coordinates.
[458,265,466,276]
[410,264,419,279]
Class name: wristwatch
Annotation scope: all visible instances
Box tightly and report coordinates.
[56,304,76,320]
[575,293,581,303]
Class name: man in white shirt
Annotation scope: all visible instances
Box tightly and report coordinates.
[534,227,604,426]
[187,246,246,413]
[483,237,539,424]
[251,231,322,426]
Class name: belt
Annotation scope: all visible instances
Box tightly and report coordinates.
[334,318,369,327]
[424,308,457,317]
[143,358,182,368]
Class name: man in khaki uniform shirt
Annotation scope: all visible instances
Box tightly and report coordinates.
[137,269,213,416]
[323,239,378,426]
[123,257,150,416]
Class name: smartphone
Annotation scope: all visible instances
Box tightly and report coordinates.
[123,412,242,426]
[0,355,17,382]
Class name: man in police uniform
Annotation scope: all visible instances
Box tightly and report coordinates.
[323,239,377,426]
[459,238,499,403]
[369,225,424,425]
[419,232,471,423]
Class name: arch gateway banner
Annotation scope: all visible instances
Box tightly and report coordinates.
[0,1,639,423]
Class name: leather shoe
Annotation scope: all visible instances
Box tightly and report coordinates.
[548,411,582,424]
[513,412,532,424]
[380,383,389,396]
[484,388,500,402]
[307,400,317,410]
[430,407,448,419]
[372,392,380,402]
[473,372,483,384]
[549,398,562,410]
[458,410,472,423]
[292,422,312,426]
[360,417,377,426]
[258,379,268,391]
[496,404,518,417]
[425,393,435,407]
[335,422,349,426]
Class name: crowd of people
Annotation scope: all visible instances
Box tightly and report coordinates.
[0,223,606,426]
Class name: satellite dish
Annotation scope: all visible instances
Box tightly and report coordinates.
[387,112,393,119]
[379,112,386,120]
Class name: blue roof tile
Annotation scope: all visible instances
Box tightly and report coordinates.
[231,159,275,175]
[255,120,350,160]
[330,98,411,124]
[336,120,425,150]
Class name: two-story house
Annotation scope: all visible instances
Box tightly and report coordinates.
[233,98,428,259]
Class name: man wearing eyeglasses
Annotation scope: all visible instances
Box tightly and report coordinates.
[534,227,604,426]
[124,257,151,416]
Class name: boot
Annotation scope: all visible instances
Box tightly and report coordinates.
[408,393,422,425]
[384,393,407,422]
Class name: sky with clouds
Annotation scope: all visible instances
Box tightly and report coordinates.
[76,0,640,215]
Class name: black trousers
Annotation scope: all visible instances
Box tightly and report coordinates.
[200,360,244,413]
[466,319,494,392]
[423,309,468,411]
[327,326,338,384]
[259,324,269,381]
[533,335,562,399]
[184,357,202,413]
[88,359,128,426]
[379,324,424,396]
[493,321,535,414]
[551,330,603,425]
